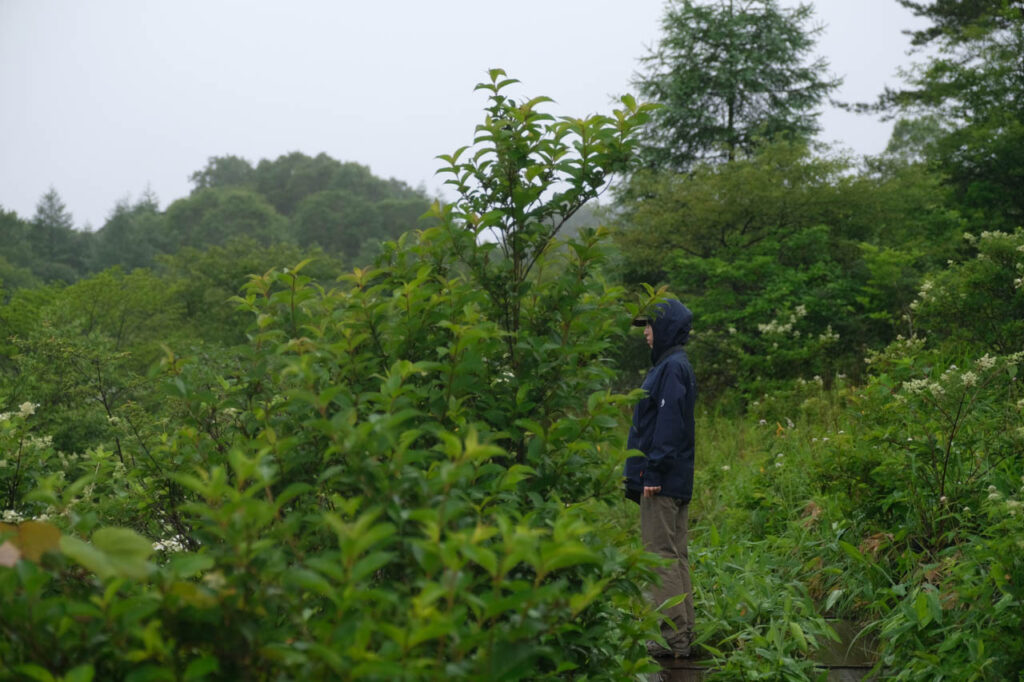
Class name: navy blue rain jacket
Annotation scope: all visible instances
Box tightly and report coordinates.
[624,299,697,503]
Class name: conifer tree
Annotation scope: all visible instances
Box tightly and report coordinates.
[880,0,1024,227]
[29,188,84,282]
[633,0,838,172]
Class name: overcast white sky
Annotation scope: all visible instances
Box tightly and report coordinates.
[0,0,926,229]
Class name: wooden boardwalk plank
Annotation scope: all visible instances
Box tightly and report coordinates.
[651,620,881,681]
[650,663,878,681]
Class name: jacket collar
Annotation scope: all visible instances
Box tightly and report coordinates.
[654,344,686,367]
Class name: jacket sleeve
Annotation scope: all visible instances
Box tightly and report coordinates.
[643,362,687,489]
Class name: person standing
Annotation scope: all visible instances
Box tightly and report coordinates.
[624,299,697,658]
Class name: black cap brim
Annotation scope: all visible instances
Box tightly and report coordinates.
[631,316,651,327]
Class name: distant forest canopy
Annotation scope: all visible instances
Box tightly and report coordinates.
[0,151,434,287]
[1,0,1021,402]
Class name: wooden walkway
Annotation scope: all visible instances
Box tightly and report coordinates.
[652,621,879,681]
[653,659,878,682]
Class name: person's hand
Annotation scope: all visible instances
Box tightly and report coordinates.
[643,486,661,498]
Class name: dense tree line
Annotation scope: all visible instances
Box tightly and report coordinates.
[614,0,1022,401]
[0,152,432,287]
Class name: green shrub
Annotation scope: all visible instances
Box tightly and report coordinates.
[691,530,840,681]
[0,72,669,681]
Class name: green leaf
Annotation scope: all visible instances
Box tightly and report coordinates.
[285,568,334,598]
[487,641,538,681]
[407,620,453,648]
[92,528,154,579]
[569,578,609,616]
[109,595,160,624]
[461,544,498,578]
[825,589,844,612]
[167,553,214,579]
[274,482,313,510]
[60,527,153,581]
[926,589,943,624]
[59,536,116,579]
[350,551,396,583]
[708,524,721,547]
[538,544,598,575]
[166,581,218,609]
[513,418,546,439]
[63,664,95,682]
[913,591,931,626]
[124,665,175,682]
[838,540,866,565]
[498,465,536,491]
[183,655,219,681]
[789,622,809,653]
[12,664,56,682]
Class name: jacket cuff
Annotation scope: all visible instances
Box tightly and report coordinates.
[643,469,663,488]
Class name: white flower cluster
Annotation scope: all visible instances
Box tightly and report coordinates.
[152,535,187,553]
[0,402,39,422]
[976,354,997,371]
[1,510,25,523]
[55,451,84,469]
[984,479,1024,517]
[909,279,939,312]
[758,319,794,335]
[866,335,927,366]
[979,230,1009,242]
[757,305,808,336]
[28,435,54,450]
[902,378,944,397]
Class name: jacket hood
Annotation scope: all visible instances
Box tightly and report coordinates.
[650,299,693,365]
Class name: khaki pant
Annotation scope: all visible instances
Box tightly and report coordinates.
[640,495,695,646]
